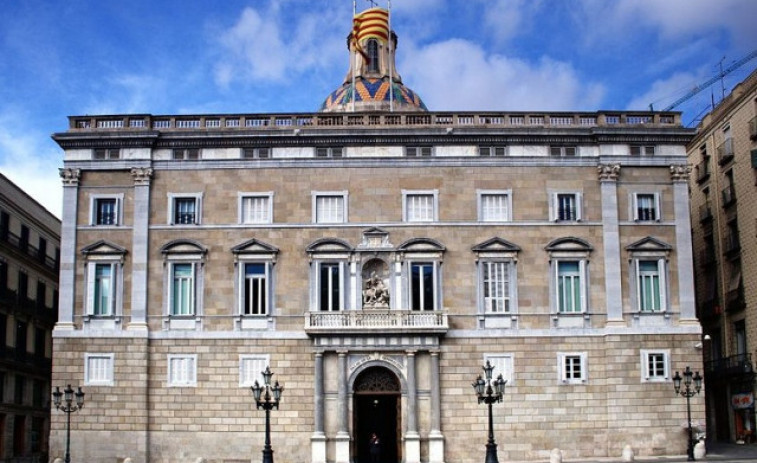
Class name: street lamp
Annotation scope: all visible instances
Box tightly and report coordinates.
[52,384,85,463]
[673,366,703,461]
[251,366,284,463]
[472,360,507,463]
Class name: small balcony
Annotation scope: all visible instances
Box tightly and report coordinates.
[749,116,757,140]
[695,161,711,183]
[705,353,753,377]
[723,233,741,257]
[305,309,448,335]
[698,204,713,223]
[717,138,734,165]
[722,185,737,207]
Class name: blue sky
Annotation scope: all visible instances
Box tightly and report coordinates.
[1,0,755,218]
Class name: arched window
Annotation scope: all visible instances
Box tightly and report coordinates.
[366,39,380,73]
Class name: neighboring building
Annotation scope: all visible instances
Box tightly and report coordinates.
[0,173,60,462]
[50,8,702,463]
[688,68,757,443]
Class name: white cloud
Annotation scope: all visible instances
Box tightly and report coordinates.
[480,0,542,45]
[400,39,605,111]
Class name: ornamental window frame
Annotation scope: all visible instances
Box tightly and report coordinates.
[81,241,127,325]
[398,238,445,312]
[168,193,203,225]
[626,236,671,314]
[232,239,278,329]
[402,189,439,222]
[473,238,520,325]
[306,238,353,312]
[238,192,274,225]
[161,240,207,330]
[312,191,348,224]
[631,191,662,222]
[546,237,592,316]
[90,194,123,226]
[477,190,512,222]
[549,191,583,222]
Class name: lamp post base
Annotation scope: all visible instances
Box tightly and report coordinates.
[484,442,499,463]
[262,447,275,463]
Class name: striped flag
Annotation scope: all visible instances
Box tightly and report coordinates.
[352,7,389,63]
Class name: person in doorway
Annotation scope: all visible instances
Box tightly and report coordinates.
[369,432,381,463]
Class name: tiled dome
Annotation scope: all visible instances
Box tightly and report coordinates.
[320,78,427,112]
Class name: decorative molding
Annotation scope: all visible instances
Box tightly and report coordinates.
[669,164,691,182]
[59,168,81,186]
[597,163,621,181]
[130,167,154,185]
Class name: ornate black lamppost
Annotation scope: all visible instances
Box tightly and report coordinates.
[251,366,284,463]
[472,360,507,463]
[52,384,85,463]
[673,366,703,461]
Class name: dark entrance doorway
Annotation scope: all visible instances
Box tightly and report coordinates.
[353,367,401,463]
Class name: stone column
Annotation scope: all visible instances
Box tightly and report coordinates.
[671,165,698,322]
[55,168,80,331]
[428,350,445,463]
[128,167,152,331]
[335,351,350,463]
[405,350,420,463]
[312,352,327,463]
[598,164,624,325]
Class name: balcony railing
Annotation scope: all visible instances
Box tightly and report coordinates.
[0,230,58,271]
[723,233,741,256]
[305,309,448,334]
[698,204,712,223]
[695,161,711,183]
[722,184,737,207]
[705,353,753,377]
[749,116,757,140]
[717,138,734,165]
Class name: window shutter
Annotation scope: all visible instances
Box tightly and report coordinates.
[86,264,96,315]
[634,259,642,311]
[658,259,667,312]
[575,193,583,221]
[654,193,661,221]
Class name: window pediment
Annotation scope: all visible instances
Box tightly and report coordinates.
[625,236,672,252]
[306,238,353,254]
[472,237,521,258]
[231,238,279,262]
[545,237,593,253]
[81,240,127,259]
[160,239,208,258]
[357,227,393,249]
[397,238,445,253]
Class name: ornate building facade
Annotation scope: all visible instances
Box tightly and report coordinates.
[50,8,703,463]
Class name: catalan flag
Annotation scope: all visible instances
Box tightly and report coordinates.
[352,7,389,63]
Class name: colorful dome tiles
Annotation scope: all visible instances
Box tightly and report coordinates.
[320,78,427,112]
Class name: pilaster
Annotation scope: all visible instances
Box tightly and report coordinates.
[336,351,350,463]
[671,165,698,323]
[429,350,445,463]
[598,164,624,325]
[128,167,153,331]
[311,352,327,463]
[55,168,80,331]
[405,350,420,463]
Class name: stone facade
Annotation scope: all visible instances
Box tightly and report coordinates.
[687,68,757,443]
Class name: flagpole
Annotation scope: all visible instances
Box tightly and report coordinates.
[352,0,357,112]
[388,0,393,112]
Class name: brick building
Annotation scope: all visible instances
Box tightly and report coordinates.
[50,8,702,463]
[688,68,757,443]
[0,173,60,462]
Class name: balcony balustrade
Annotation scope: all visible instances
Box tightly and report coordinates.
[305,309,448,334]
[749,116,757,140]
[721,184,737,207]
[698,204,712,223]
[717,138,734,165]
[695,161,711,183]
[705,353,753,377]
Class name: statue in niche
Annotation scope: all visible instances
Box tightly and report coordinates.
[363,271,390,308]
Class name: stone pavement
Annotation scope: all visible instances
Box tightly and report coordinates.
[548,442,757,463]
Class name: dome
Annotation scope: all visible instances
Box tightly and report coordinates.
[320,78,427,112]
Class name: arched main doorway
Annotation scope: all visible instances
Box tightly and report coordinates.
[353,366,401,463]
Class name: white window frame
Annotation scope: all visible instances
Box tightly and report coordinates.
[314,261,346,311]
[84,353,115,386]
[550,146,577,157]
[483,353,514,386]
[238,261,272,316]
[554,260,587,314]
[167,354,197,387]
[640,349,670,383]
[407,260,440,311]
[632,192,661,222]
[168,193,203,225]
[238,192,273,224]
[402,189,439,222]
[315,147,344,158]
[404,146,433,157]
[90,194,123,226]
[239,354,270,387]
[242,147,270,159]
[168,262,198,316]
[479,260,516,314]
[85,261,120,317]
[312,191,348,224]
[478,146,508,157]
[633,258,667,313]
[477,190,512,222]
[558,352,587,384]
[550,192,582,222]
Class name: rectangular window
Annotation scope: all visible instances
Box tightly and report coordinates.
[239,355,270,387]
[242,263,267,315]
[173,197,198,225]
[315,147,343,158]
[96,198,117,225]
[562,355,584,381]
[319,263,342,311]
[404,193,437,222]
[167,355,197,387]
[405,146,433,157]
[640,350,670,382]
[482,261,510,313]
[557,261,583,313]
[85,353,114,386]
[14,375,24,404]
[630,145,655,156]
[634,193,659,221]
[314,194,346,223]
[91,263,115,316]
[554,193,581,221]
[550,146,577,157]
[242,147,270,159]
[171,263,195,316]
[410,262,435,311]
[93,148,120,160]
[479,193,510,222]
[637,260,665,312]
[240,194,272,224]
[478,146,507,156]
[172,148,200,160]
[483,354,514,385]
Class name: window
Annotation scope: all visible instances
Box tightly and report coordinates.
[630,145,655,156]
[556,261,584,313]
[232,239,278,328]
[478,190,511,222]
[636,260,666,312]
[551,192,582,221]
[241,263,267,315]
[478,146,507,157]
[172,148,199,160]
[410,262,436,311]
[14,375,24,404]
[171,263,195,316]
[92,148,120,160]
[239,193,273,224]
[315,147,343,158]
[483,354,514,385]
[242,147,270,159]
[90,195,122,226]
[640,350,670,382]
[162,240,207,329]
[312,192,348,223]
[85,353,114,386]
[405,146,433,157]
[481,261,512,313]
[239,355,270,387]
[88,263,116,316]
[473,238,520,326]
[319,262,343,311]
[550,146,577,157]
[366,39,380,73]
[633,193,660,221]
[167,355,197,387]
[169,194,202,225]
[307,239,352,312]
[546,237,592,317]
[403,190,438,222]
[558,353,587,383]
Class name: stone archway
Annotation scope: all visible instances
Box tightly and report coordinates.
[353,366,401,463]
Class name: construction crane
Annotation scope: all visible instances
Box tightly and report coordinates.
[649,48,757,112]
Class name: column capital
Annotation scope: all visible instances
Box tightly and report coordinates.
[59,168,81,186]
[597,163,621,181]
[131,167,154,185]
[670,164,692,182]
